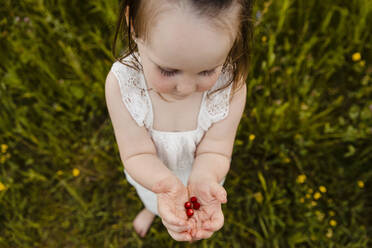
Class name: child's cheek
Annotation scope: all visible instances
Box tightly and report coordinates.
[152,76,174,93]
[200,74,219,92]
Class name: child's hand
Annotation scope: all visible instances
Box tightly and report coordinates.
[152,175,195,242]
[187,179,227,241]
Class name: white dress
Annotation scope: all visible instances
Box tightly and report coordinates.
[110,53,233,216]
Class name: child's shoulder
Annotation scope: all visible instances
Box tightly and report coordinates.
[110,53,145,89]
[112,52,142,73]
[108,52,149,128]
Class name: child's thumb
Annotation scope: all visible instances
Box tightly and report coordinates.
[210,182,227,203]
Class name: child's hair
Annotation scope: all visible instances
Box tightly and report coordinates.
[111,0,255,102]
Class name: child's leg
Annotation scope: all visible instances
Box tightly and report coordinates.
[133,208,155,237]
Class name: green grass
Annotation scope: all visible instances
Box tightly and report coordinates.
[0,0,371,247]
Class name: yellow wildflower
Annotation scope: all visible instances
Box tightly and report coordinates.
[299,197,305,203]
[319,186,327,193]
[297,174,306,184]
[314,192,321,200]
[328,210,335,216]
[0,156,5,164]
[326,228,333,238]
[1,144,8,153]
[54,104,63,112]
[72,168,80,177]
[261,36,267,43]
[359,60,365,67]
[57,170,64,176]
[0,182,7,191]
[357,180,364,188]
[329,219,337,226]
[235,140,243,146]
[249,134,255,141]
[311,201,317,207]
[305,193,311,199]
[253,192,263,204]
[307,188,313,194]
[352,52,361,62]
[283,157,291,163]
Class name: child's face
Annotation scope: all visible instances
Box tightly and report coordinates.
[135,6,238,100]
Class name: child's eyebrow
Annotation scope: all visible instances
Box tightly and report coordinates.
[158,65,221,73]
[150,57,223,73]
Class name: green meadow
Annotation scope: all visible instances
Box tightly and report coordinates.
[0,0,371,247]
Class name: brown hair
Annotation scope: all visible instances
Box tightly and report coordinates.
[111,0,255,103]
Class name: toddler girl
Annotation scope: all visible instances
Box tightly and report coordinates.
[105,0,254,242]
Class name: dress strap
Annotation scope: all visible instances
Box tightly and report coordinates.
[199,67,234,131]
[110,55,150,128]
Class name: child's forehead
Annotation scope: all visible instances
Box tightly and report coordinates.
[143,1,239,44]
[145,10,235,62]
[137,1,240,71]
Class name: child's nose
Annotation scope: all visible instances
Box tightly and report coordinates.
[176,81,197,96]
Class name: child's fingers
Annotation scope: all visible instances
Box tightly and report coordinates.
[158,204,187,226]
[202,212,224,231]
[194,229,214,240]
[209,182,227,203]
[189,218,198,237]
[167,228,192,242]
[161,218,191,233]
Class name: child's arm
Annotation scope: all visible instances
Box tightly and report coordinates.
[105,71,175,191]
[188,83,247,187]
[186,83,246,241]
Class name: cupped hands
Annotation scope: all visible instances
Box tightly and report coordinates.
[152,175,227,242]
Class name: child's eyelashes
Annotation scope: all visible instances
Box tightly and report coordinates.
[160,68,178,77]
[159,68,215,77]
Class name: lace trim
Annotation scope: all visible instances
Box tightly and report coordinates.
[201,69,233,128]
[110,61,149,127]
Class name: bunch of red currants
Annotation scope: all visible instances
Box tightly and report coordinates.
[184,196,200,217]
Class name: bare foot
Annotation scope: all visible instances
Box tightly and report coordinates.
[133,208,155,238]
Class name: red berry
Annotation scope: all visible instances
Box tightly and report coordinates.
[190,196,198,203]
[186,208,194,217]
[192,202,200,210]
[184,201,192,209]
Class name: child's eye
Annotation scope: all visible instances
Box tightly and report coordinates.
[160,68,177,77]
[200,69,215,76]
[159,68,215,77]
